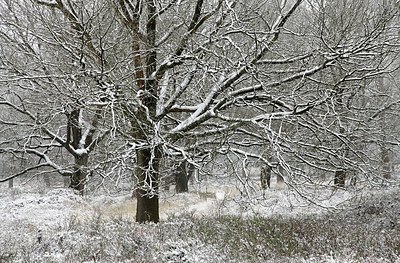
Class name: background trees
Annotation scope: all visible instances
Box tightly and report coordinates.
[0,0,399,223]
[0,0,121,193]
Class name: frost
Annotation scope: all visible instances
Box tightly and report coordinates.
[0,185,399,262]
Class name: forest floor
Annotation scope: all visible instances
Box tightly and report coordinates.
[0,181,399,262]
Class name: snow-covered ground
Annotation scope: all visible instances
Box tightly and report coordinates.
[0,184,355,229]
[0,179,399,262]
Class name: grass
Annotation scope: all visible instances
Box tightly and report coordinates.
[2,210,399,263]
[1,187,400,262]
[193,215,400,262]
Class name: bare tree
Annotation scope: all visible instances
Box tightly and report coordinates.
[0,0,119,193]
[0,0,399,223]
[112,0,399,222]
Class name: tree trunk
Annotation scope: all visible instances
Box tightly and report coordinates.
[44,174,51,188]
[175,161,189,193]
[381,144,391,180]
[63,176,70,188]
[332,68,349,189]
[70,154,88,195]
[135,147,161,223]
[334,170,346,187]
[260,165,271,189]
[188,163,195,181]
[377,74,391,180]
[67,109,88,194]
[8,178,13,188]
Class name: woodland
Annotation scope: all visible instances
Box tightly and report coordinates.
[0,0,399,247]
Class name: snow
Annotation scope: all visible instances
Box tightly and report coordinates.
[0,181,399,262]
[74,148,88,156]
[0,189,86,232]
[1,175,395,225]
[0,184,339,232]
[0,183,368,222]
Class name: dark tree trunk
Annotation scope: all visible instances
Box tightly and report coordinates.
[334,170,346,187]
[135,147,161,223]
[66,109,89,194]
[332,70,348,189]
[70,154,88,194]
[260,166,271,189]
[187,163,195,179]
[175,161,189,193]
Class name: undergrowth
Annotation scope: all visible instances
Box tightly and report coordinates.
[2,209,399,263]
[193,215,400,262]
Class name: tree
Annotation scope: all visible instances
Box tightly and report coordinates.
[0,0,399,223]
[0,0,119,193]
[260,165,271,190]
[112,0,399,222]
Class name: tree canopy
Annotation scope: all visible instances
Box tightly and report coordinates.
[0,0,399,222]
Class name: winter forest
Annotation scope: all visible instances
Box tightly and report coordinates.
[1,0,400,262]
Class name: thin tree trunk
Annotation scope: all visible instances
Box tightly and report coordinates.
[175,161,189,193]
[332,68,349,189]
[8,178,13,188]
[381,144,391,180]
[334,170,346,187]
[261,165,271,189]
[376,15,391,181]
[135,147,161,223]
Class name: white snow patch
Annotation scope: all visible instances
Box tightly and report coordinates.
[74,148,88,155]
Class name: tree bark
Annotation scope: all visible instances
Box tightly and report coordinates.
[135,147,161,223]
[70,154,89,194]
[133,0,161,224]
[334,170,346,187]
[381,144,391,180]
[260,165,271,189]
[175,161,189,193]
